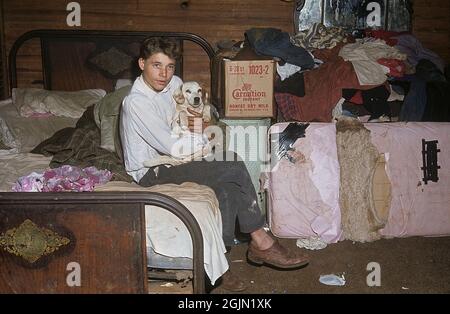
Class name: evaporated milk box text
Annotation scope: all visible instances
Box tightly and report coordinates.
[224,59,274,118]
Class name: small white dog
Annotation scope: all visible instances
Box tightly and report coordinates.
[143,82,221,168]
[171,81,212,135]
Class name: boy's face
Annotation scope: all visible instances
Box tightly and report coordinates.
[139,52,176,92]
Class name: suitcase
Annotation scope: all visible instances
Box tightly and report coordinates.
[266,121,450,243]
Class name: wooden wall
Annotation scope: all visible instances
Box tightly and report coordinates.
[0,2,7,99]
[1,0,293,95]
[413,0,450,65]
[1,0,449,96]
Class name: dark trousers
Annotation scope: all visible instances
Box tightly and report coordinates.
[139,151,265,246]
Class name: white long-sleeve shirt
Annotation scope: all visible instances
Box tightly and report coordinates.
[121,75,207,182]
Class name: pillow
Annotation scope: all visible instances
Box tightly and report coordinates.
[93,85,132,154]
[12,88,106,118]
[0,102,78,152]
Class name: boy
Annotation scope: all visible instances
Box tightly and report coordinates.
[120,37,309,292]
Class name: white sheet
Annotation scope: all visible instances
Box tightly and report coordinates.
[0,150,53,190]
[95,181,229,285]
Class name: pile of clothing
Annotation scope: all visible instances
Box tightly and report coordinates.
[235,25,448,123]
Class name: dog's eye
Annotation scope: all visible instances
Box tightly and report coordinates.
[198,89,202,93]
[185,89,191,94]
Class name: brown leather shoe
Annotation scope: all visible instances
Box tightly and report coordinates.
[247,240,309,269]
[220,270,247,292]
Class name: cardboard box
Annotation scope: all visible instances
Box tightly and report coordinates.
[223,59,275,118]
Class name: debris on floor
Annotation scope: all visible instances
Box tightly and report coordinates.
[160,282,174,287]
[296,236,328,250]
[319,273,346,286]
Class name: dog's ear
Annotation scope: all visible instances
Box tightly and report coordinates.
[173,85,185,104]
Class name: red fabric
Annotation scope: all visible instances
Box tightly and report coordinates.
[349,90,363,105]
[377,58,406,77]
[276,43,382,122]
[365,29,400,46]
[275,93,302,122]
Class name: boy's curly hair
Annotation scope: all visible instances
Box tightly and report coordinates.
[139,37,181,60]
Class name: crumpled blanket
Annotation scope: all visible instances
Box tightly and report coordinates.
[12,165,112,192]
[31,105,132,182]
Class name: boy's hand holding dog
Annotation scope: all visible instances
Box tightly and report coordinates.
[187,107,211,134]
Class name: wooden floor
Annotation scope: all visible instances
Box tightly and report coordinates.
[146,235,450,294]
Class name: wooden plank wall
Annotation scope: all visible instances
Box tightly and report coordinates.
[2,0,293,94]
[0,2,7,99]
[2,0,449,95]
[413,0,450,65]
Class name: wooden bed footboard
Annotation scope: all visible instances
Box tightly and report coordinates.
[0,191,205,294]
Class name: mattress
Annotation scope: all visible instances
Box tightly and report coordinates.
[267,121,450,243]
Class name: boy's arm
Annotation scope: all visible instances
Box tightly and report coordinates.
[124,97,207,158]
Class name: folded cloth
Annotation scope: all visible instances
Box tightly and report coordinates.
[245,28,315,69]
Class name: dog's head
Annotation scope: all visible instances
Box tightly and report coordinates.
[173,81,204,108]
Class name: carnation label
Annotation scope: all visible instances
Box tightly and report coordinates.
[224,59,275,118]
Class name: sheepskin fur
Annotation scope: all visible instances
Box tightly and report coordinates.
[336,117,385,242]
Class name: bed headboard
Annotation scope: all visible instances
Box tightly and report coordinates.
[8,29,215,93]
